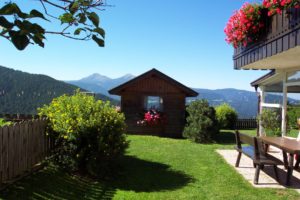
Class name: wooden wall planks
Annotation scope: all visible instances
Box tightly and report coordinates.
[0,119,51,186]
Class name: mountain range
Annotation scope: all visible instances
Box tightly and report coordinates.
[0,65,298,118]
[67,73,300,118]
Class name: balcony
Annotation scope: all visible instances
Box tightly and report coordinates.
[233,8,300,70]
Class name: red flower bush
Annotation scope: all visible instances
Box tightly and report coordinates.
[263,0,300,16]
[137,109,166,126]
[224,3,264,48]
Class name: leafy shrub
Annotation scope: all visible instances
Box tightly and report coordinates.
[287,105,300,129]
[38,91,128,175]
[258,108,281,136]
[0,118,12,127]
[215,103,238,129]
[183,100,219,143]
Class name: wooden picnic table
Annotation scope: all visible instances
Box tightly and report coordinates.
[260,136,300,186]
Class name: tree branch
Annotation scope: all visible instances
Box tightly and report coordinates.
[0,1,107,50]
[40,0,68,11]
[39,0,58,20]
[45,31,91,41]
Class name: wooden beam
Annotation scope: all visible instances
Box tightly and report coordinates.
[261,103,282,108]
[282,73,288,136]
[259,87,265,136]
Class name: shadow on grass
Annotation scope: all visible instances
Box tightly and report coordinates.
[0,166,116,200]
[0,156,193,199]
[214,131,236,144]
[110,155,194,192]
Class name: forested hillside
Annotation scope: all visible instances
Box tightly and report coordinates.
[0,66,116,114]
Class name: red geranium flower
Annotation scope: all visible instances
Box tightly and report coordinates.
[137,109,167,126]
[262,0,300,16]
[225,1,300,48]
[224,3,264,48]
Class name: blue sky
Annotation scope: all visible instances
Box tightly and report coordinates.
[0,0,266,91]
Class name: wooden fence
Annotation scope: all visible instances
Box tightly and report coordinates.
[0,119,53,187]
[234,119,257,130]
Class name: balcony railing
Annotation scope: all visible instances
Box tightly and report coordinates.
[233,8,300,69]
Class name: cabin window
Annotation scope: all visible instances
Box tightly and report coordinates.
[144,96,163,111]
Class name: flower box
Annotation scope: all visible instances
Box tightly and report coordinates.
[232,7,300,69]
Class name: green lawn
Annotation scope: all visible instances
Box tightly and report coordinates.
[236,129,299,138]
[1,132,299,200]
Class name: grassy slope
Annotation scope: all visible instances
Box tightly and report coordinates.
[1,133,299,200]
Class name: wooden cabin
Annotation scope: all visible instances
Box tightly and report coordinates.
[109,68,198,138]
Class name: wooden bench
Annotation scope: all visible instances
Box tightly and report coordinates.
[234,130,284,184]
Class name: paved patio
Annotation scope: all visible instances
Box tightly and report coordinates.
[217,148,300,192]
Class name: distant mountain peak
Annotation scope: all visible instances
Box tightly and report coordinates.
[77,73,135,84]
[65,72,135,98]
[89,73,102,77]
[79,73,111,84]
[121,74,135,79]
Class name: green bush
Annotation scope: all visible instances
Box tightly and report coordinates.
[215,103,238,129]
[287,105,300,129]
[183,99,219,143]
[258,108,281,136]
[38,91,128,175]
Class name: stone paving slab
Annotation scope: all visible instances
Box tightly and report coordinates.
[217,149,300,192]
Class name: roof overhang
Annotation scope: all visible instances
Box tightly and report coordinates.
[109,68,199,97]
[251,69,300,93]
[241,46,300,70]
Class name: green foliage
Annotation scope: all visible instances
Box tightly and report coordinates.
[287,105,300,129]
[215,103,238,129]
[38,91,128,175]
[183,100,219,143]
[0,1,105,50]
[0,118,12,127]
[258,108,281,136]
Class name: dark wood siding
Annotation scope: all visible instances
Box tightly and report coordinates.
[233,8,300,69]
[120,74,187,138]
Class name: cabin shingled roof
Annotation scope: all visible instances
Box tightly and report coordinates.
[108,68,198,97]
